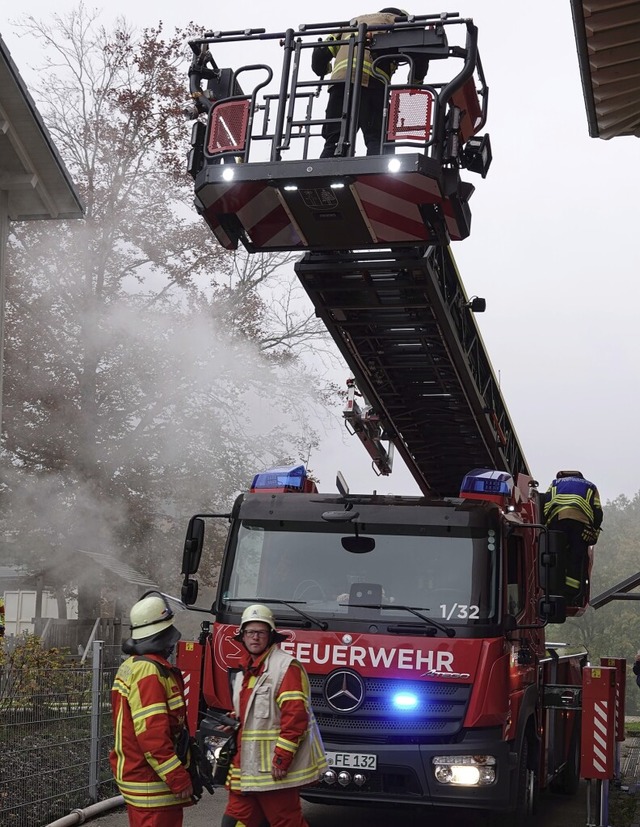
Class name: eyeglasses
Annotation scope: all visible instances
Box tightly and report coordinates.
[243,630,269,638]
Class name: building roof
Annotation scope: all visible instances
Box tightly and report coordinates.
[0,33,84,219]
[0,565,27,584]
[0,553,157,592]
[570,0,640,138]
[76,549,158,590]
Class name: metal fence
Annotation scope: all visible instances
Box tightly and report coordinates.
[0,640,122,827]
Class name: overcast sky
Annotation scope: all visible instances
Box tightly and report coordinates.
[3,2,639,504]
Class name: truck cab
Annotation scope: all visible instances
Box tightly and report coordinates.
[178,466,585,820]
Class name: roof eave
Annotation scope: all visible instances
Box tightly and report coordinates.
[0,33,84,220]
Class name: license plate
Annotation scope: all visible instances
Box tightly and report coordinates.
[326,751,377,770]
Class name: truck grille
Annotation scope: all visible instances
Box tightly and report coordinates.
[309,675,471,744]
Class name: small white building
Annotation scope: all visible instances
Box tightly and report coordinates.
[0,566,78,636]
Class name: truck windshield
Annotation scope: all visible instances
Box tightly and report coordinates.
[221,522,498,625]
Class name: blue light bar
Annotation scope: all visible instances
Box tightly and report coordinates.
[251,464,307,491]
[392,692,419,711]
[460,468,513,498]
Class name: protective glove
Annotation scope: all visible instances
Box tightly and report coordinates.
[311,44,332,77]
[581,525,600,545]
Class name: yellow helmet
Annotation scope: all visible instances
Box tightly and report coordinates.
[240,604,277,632]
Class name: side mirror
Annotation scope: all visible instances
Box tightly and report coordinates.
[181,578,199,606]
[538,594,567,624]
[182,517,205,576]
[539,529,567,594]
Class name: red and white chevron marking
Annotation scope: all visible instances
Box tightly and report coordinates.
[201,181,303,250]
[353,172,464,242]
[200,170,464,250]
[183,671,191,709]
[590,699,610,774]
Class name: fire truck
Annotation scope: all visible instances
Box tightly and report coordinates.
[177,13,587,823]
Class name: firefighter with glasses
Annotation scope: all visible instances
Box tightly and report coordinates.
[221,604,327,827]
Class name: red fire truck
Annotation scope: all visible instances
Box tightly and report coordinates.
[177,13,587,823]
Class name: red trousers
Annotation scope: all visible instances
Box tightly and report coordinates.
[225,787,308,827]
[126,805,184,827]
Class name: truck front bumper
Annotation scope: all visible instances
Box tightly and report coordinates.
[302,735,516,810]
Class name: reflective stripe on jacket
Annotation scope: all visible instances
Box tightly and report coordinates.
[328,12,398,87]
[543,476,603,528]
[110,654,192,809]
[228,645,327,792]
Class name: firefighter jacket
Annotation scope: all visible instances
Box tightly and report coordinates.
[227,644,327,792]
[110,654,192,810]
[314,12,400,88]
[543,476,603,529]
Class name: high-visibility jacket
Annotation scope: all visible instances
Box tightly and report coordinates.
[110,654,192,810]
[327,12,400,87]
[543,476,603,529]
[227,644,327,793]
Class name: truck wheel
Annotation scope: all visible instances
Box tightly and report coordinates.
[550,720,580,796]
[495,737,537,827]
[515,737,538,819]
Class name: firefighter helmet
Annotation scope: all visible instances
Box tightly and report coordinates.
[556,470,584,479]
[129,591,175,640]
[240,604,277,632]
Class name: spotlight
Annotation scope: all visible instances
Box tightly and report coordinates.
[461,134,492,178]
[464,296,486,313]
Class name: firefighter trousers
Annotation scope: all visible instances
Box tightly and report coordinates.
[224,787,308,827]
[549,517,589,595]
[125,804,184,827]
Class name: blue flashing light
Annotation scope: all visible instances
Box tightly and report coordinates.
[392,692,419,711]
[251,464,307,491]
[460,468,513,498]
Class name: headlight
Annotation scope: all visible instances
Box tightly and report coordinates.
[432,755,496,786]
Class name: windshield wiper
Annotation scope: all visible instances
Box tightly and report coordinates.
[225,597,328,630]
[346,603,456,638]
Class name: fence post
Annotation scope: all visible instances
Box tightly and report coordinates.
[89,640,104,802]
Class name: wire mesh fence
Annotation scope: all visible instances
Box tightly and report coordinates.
[0,640,122,827]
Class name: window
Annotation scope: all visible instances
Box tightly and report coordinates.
[222,521,498,624]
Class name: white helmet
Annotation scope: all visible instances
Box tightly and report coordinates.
[240,604,277,632]
[129,591,175,641]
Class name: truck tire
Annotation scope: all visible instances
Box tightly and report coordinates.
[495,736,537,827]
[515,736,538,820]
[549,719,580,796]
